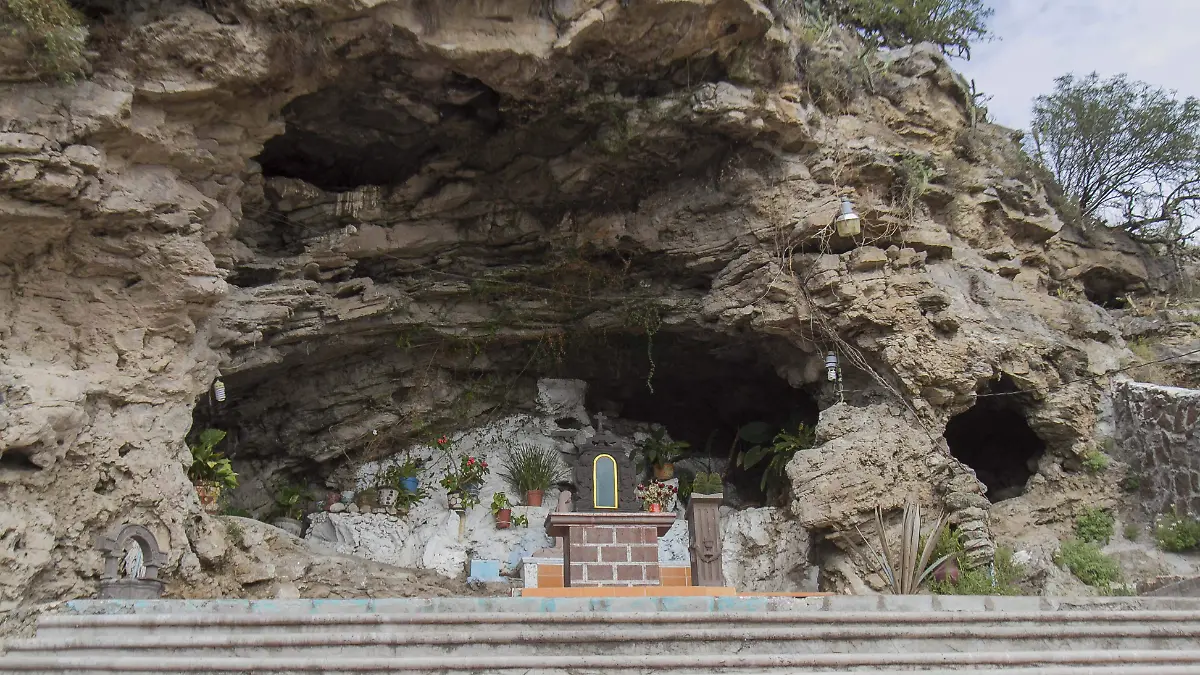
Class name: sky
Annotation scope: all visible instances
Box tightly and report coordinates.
[951,0,1200,131]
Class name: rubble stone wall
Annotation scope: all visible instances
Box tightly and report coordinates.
[1112,380,1200,515]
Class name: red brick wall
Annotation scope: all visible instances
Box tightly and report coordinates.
[565,525,661,587]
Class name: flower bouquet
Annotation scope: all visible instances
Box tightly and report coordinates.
[636,480,678,513]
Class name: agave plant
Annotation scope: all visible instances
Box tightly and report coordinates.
[855,500,951,595]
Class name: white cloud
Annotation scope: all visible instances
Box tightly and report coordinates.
[951,0,1200,130]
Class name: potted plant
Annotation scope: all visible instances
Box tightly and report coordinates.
[440,451,489,511]
[187,429,238,514]
[491,493,512,529]
[636,480,678,513]
[395,456,422,494]
[393,485,428,515]
[500,443,565,507]
[638,428,690,480]
[271,483,309,536]
[691,471,723,496]
[376,467,400,508]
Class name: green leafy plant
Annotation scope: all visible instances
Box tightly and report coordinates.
[273,483,310,520]
[1153,507,1200,552]
[691,472,724,495]
[637,428,690,471]
[1075,507,1115,544]
[854,501,951,594]
[821,0,994,58]
[1081,450,1110,474]
[490,492,511,516]
[929,528,1023,596]
[511,514,529,528]
[187,429,238,490]
[394,486,429,513]
[1029,73,1200,247]
[1,0,88,80]
[1121,470,1142,493]
[1055,539,1121,588]
[1123,524,1140,541]
[379,458,422,492]
[737,423,815,502]
[500,444,565,497]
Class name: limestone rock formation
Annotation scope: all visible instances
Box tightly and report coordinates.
[0,0,1186,608]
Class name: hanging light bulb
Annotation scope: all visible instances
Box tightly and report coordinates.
[825,352,839,382]
[834,197,861,237]
[213,379,226,402]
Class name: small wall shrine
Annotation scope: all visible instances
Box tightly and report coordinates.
[546,415,676,587]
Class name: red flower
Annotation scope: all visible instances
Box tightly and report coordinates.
[437,436,448,446]
[467,458,475,465]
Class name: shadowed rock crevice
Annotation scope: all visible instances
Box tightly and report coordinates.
[945,377,1046,503]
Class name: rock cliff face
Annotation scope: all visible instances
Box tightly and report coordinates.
[0,0,1170,608]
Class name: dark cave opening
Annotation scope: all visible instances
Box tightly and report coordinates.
[553,331,821,503]
[944,377,1045,502]
[1079,269,1135,309]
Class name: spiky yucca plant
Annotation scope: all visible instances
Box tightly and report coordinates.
[856,500,951,594]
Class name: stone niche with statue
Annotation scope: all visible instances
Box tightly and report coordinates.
[546,415,675,587]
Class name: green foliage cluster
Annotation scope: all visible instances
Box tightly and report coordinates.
[500,444,566,497]
[736,422,815,502]
[895,152,935,216]
[1055,539,1121,588]
[378,458,422,492]
[1153,508,1200,552]
[637,428,690,470]
[187,429,238,490]
[1029,73,1200,248]
[1,0,88,80]
[1074,507,1115,545]
[818,0,993,58]
[928,528,1022,595]
[691,472,724,495]
[272,483,310,520]
[1081,450,1110,474]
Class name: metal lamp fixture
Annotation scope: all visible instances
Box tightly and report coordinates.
[212,379,226,403]
[824,352,840,382]
[834,197,861,237]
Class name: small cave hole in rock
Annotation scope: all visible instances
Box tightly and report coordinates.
[1079,269,1134,309]
[945,377,1045,502]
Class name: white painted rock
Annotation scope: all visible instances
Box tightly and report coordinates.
[720,506,815,592]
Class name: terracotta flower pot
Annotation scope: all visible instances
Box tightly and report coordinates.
[653,463,675,480]
[525,490,544,507]
[648,503,663,513]
[194,482,222,514]
[495,508,512,529]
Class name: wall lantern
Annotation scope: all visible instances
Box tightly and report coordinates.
[834,197,862,237]
[212,379,226,403]
[824,352,840,382]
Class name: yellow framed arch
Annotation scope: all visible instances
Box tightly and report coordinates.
[592,454,618,509]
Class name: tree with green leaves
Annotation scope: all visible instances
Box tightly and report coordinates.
[819,0,994,58]
[1030,73,1200,247]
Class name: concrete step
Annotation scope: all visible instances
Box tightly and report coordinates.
[30,609,1200,636]
[4,650,1200,673]
[11,619,1200,658]
[6,597,1200,673]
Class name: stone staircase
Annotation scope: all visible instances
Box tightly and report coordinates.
[3,595,1200,673]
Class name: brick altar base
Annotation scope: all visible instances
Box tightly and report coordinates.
[545,512,676,588]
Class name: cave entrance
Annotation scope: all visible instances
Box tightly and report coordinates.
[944,377,1045,502]
[554,332,820,505]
